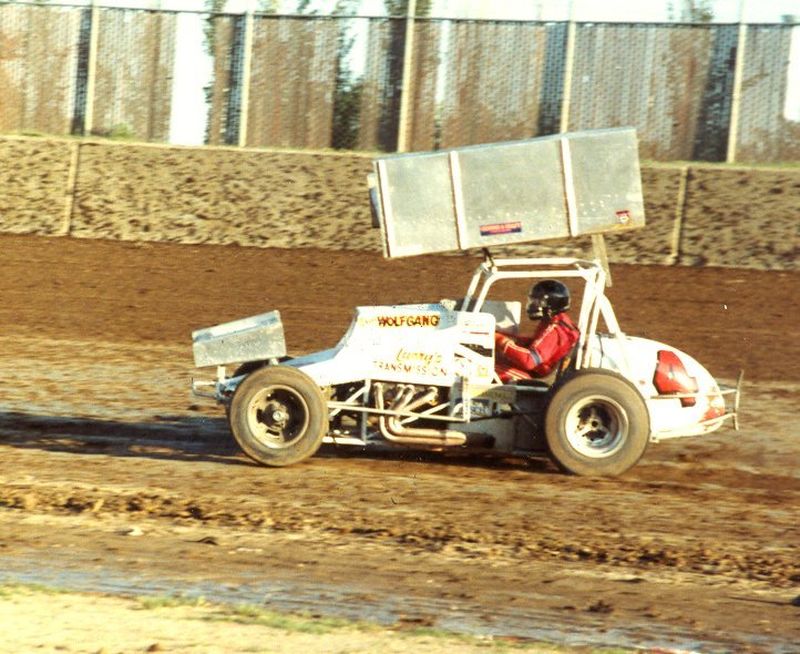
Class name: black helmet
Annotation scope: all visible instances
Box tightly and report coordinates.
[527,280,570,319]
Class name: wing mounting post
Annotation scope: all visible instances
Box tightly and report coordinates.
[482,247,496,270]
[591,233,612,287]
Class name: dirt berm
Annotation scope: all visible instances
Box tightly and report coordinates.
[0,136,797,270]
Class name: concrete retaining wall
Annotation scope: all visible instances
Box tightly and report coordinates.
[0,136,797,270]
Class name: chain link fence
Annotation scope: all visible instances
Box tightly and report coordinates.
[566,23,741,161]
[737,23,800,161]
[0,3,82,135]
[1,2,798,162]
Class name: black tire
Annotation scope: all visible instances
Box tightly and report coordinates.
[544,370,649,477]
[229,366,328,467]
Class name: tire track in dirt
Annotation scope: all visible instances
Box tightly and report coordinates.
[0,234,798,651]
[1,436,798,591]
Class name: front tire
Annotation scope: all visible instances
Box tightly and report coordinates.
[229,366,328,467]
[545,370,649,476]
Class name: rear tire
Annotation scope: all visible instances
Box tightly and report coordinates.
[545,370,649,476]
[229,366,328,467]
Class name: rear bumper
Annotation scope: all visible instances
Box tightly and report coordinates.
[191,378,220,401]
[649,370,743,441]
[191,365,241,403]
[717,369,744,431]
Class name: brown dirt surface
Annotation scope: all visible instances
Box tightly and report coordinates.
[0,234,798,653]
[0,138,74,235]
[679,167,800,269]
[3,136,799,271]
[69,143,377,250]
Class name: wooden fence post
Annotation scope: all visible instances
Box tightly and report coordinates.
[669,165,690,265]
[396,0,417,153]
[61,142,81,237]
[559,0,577,133]
[83,0,100,136]
[238,2,256,148]
[727,0,748,163]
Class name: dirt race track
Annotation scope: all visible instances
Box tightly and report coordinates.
[0,234,798,653]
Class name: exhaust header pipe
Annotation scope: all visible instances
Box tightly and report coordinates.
[374,383,466,447]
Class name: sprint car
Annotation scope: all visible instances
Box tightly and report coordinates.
[191,129,741,476]
[191,253,740,476]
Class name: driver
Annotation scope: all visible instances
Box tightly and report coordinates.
[494,280,580,383]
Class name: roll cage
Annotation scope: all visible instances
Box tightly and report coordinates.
[463,252,631,379]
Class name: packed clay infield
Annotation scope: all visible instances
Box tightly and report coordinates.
[0,234,798,652]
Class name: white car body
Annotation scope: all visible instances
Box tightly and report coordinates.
[192,255,740,475]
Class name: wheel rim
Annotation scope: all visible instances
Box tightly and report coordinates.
[246,384,310,449]
[564,395,628,458]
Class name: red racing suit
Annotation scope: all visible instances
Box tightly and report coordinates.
[494,312,580,383]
